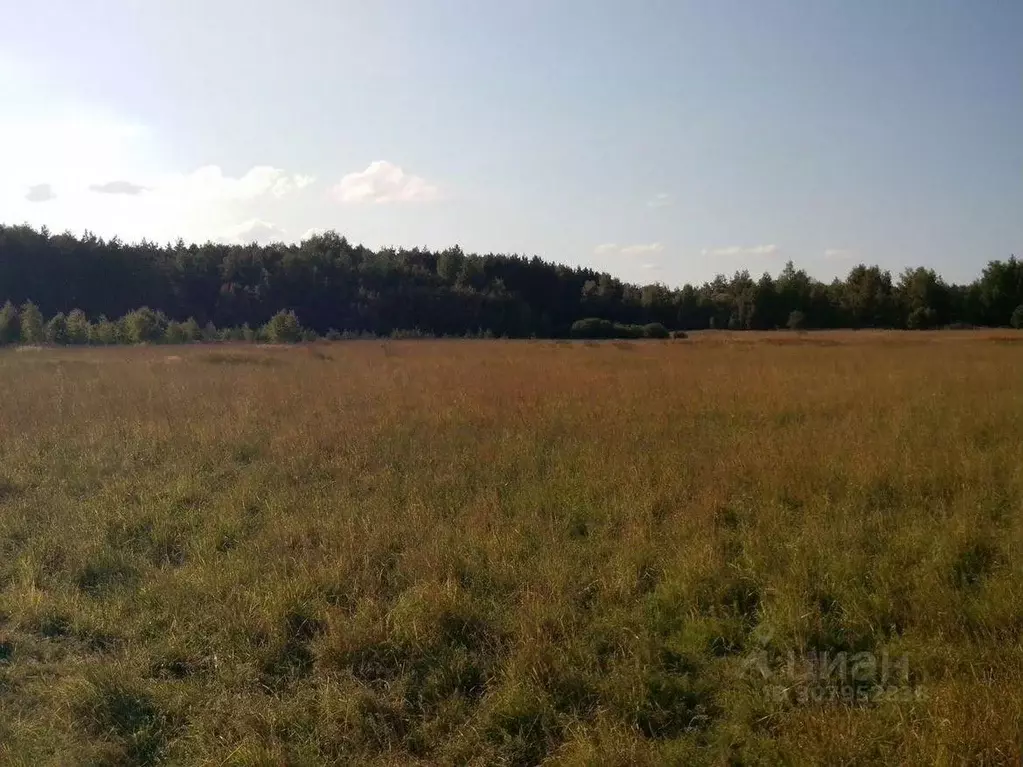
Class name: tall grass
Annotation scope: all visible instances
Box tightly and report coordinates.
[0,332,1021,765]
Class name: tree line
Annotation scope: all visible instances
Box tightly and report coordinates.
[1,224,1022,343]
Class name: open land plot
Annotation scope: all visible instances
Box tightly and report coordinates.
[1,332,1022,765]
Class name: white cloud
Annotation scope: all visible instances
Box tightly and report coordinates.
[593,243,619,254]
[824,248,853,259]
[332,161,440,204]
[157,165,313,204]
[2,160,315,244]
[300,227,344,241]
[647,192,671,208]
[621,242,665,256]
[25,183,56,203]
[219,219,287,245]
[89,180,149,195]
[273,174,315,198]
[0,107,319,245]
[701,244,779,257]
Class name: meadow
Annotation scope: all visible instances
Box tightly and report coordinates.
[0,332,1021,765]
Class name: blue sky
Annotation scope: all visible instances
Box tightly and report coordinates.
[1,0,1020,286]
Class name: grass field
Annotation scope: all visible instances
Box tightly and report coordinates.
[1,332,1022,765]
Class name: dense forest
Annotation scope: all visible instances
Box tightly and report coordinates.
[1,224,1022,342]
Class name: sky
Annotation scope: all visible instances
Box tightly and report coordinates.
[1,0,1020,287]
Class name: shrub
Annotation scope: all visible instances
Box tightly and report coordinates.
[907,306,938,330]
[164,322,189,344]
[123,307,166,344]
[570,318,616,339]
[19,301,44,344]
[614,323,645,339]
[642,323,670,339]
[263,310,303,343]
[219,327,246,342]
[66,309,91,345]
[1011,305,1023,330]
[89,317,120,345]
[44,313,69,345]
[0,301,20,344]
[391,328,431,339]
[671,330,689,340]
[569,318,672,340]
[181,318,202,343]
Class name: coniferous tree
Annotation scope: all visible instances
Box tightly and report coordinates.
[0,226,1021,338]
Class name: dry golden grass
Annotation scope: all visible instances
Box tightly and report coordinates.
[0,332,1022,765]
